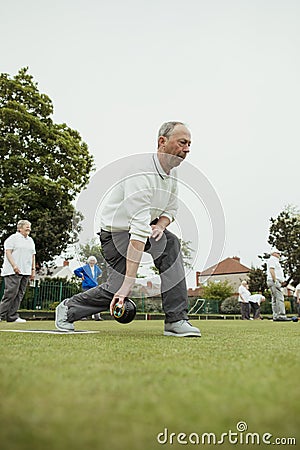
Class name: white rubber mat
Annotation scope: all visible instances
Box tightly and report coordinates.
[0,329,100,334]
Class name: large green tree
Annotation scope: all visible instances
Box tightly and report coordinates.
[0,67,94,266]
[267,205,300,285]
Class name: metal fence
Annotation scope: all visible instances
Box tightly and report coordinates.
[0,279,81,311]
[0,278,223,314]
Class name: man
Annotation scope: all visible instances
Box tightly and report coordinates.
[267,248,291,321]
[74,256,103,320]
[293,282,300,317]
[55,121,200,337]
[0,220,36,323]
[248,293,265,320]
[238,280,250,320]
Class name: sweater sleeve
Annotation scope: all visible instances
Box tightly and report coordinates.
[74,267,84,277]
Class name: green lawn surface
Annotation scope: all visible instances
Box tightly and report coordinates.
[0,319,299,450]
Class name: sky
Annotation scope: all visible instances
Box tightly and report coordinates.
[1,0,299,287]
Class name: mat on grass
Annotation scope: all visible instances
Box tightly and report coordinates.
[0,329,100,334]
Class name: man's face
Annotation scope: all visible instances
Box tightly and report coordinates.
[159,125,191,166]
[19,223,31,237]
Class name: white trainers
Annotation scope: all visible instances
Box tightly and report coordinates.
[14,318,26,323]
[164,320,201,337]
[55,300,75,332]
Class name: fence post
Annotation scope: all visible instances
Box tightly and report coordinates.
[141,293,145,313]
[59,281,63,302]
[33,280,39,309]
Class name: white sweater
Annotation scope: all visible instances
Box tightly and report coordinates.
[100,153,178,243]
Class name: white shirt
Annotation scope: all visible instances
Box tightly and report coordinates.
[267,255,284,282]
[294,283,300,299]
[90,266,95,277]
[100,153,178,243]
[238,285,251,303]
[249,294,264,305]
[1,232,36,276]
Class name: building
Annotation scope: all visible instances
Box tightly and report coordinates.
[196,256,251,291]
[35,260,74,282]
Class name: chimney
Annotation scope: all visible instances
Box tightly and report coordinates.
[63,260,70,267]
[232,256,240,262]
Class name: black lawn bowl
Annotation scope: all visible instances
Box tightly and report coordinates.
[113,298,136,324]
[291,316,299,322]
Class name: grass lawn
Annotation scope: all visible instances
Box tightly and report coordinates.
[0,319,299,450]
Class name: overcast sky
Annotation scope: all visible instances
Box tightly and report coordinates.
[1,0,299,286]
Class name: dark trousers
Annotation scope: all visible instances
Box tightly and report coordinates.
[67,229,189,323]
[0,274,29,321]
[240,302,250,320]
[249,301,261,319]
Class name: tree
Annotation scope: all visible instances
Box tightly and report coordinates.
[267,205,300,285]
[248,266,267,293]
[75,239,108,282]
[0,68,94,266]
[202,280,235,303]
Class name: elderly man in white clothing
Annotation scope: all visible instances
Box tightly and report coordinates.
[238,280,251,320]
[0,220,36,323]
[249,293,265,320]
[55,121,201,337]
[267,248,291,322]
[293,282,300,317]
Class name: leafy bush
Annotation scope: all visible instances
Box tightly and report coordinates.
[220,296,240,314]
[202,280,235,303]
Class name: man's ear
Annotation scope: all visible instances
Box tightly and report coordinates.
[158,136,166,147]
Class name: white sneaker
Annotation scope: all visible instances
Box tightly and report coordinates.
[55,300,75,332]
[14,318,26,323]
[164,320,201,337]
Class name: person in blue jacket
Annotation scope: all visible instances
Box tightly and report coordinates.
[74,256,103,320]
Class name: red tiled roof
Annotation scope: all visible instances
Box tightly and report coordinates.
[199,257,250,276]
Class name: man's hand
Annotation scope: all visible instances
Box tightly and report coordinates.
[110,294,126,315]
[110,239,145,315]
[150,216,170,241]
[151,224,164,241]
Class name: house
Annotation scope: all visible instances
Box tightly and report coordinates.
[196,256,251,291]
[35,260,75,282]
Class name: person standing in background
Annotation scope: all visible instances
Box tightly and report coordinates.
[238,280,251,320]
[74,256,103,320]
[293,282,300,317]
[267,248,291,322]
[0,220,36,323]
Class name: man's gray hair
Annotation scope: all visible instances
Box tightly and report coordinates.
[17,220,31,230]
[158,121,186,141]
